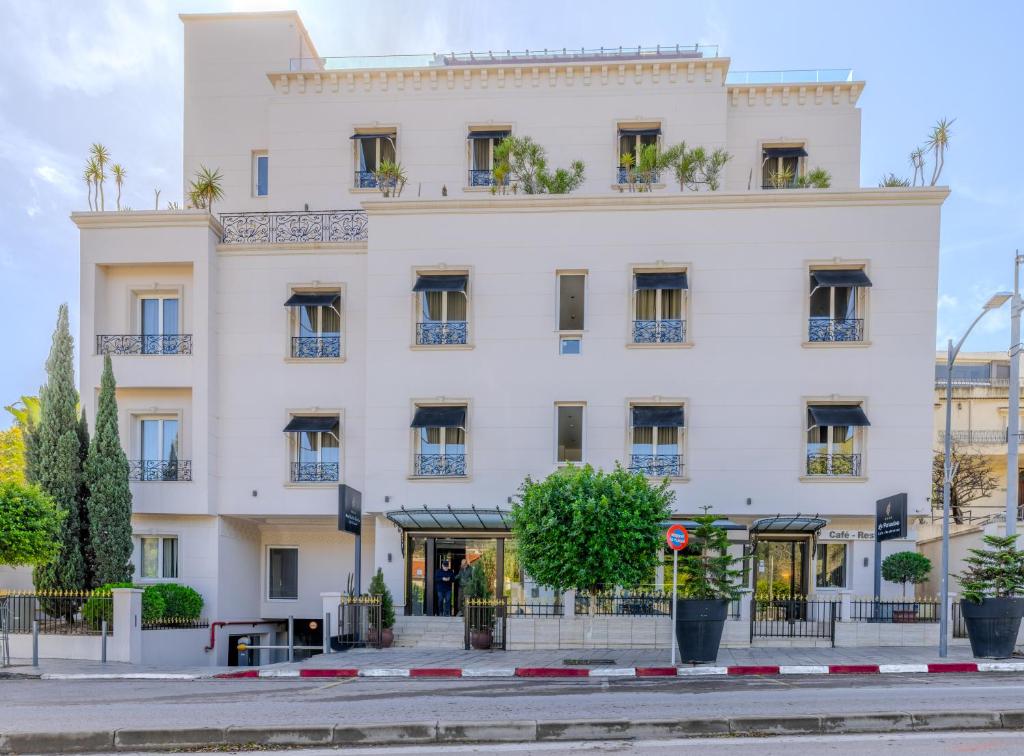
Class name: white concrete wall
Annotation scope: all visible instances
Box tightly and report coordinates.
[258,525,355,619]
[140,627,214,666]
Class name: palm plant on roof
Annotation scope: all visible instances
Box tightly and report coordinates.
[111,164,126,211]
[926,117,954,186]
[89,143,110,210]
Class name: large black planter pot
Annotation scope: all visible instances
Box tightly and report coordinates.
[675,599,728,663]
[961,597,1024,659]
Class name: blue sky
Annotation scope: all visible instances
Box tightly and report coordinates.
[0,0,1020,427]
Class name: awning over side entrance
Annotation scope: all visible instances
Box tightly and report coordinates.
[386,505,512,532]
[750,515,829,535]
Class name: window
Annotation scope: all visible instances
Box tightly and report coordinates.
[414,274,468,346]
[630,405,684,476]
[252,151,268,197]
[558,273,585,353]
[140,536,178,579]
[468,129,509,186]
[556,405,584,463]
[633,271,687,343]
[808,269,870,342]
[136,417,181,481]
[815,543,847,588]
[352,131,396,188]
[762,145,807,188]
[411,405,467,477]
[618,126,661,184]
[268,547,298,600]
[284,416,339,482]
[285,291,341,358]
[806,404,870,476]
[139,295,180,354]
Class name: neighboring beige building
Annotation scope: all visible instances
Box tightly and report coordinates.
[63,11,947,660]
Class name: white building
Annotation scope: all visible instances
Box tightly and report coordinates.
[71,11,946,658]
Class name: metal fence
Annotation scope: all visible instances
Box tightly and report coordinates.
[751,597,837,645]
[141,617,210,630]
[0,596,10,666]
[220,210,368,245]
[464,598,507,650]
[574,590,672,616]
[0,591,112,635]
[508,602,564,617]
[335,596,384,650]
[849,599,940,623]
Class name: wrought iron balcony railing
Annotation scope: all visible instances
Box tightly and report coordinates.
[938,429,1009,445]
[290,462,339,483]
[220,210,368,245]
[468,169,503,187]
[632,319,685,344]
[97,334,192,355]
[808,318,864,343]
[354,171,401,190]
[416,321,468,346]
[291,336,342,359]
[806,453,861,477]
[617,167,660,185]
[129,460,192,482]
[629,454,684,477]
[414,454,467,477]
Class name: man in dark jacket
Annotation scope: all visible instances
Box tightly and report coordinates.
[435,560,455,616]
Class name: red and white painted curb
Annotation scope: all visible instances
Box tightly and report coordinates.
[203,661,1024,680]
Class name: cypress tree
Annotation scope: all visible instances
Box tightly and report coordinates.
[78,408,95,587]
[85,356,134,585]
[32,304,86,593]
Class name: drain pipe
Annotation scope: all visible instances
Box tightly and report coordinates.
[205,621,269,652]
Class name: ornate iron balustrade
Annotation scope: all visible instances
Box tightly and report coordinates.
[220,210,368,245]
[806,453,861,477]
[632,319,685,344]
[290,462,339,483]
[629,454,684,477]
[761,183,799,190]
[617,167,660,185]
[808,318,864,343]
[129,460,192,482]
[96,334,192,355]
[354,171,400,190]
[416,321,468,346]
[291,336,341,359]
[468,169,499,187]
[414,454,467,477]
[939,429,1009,445]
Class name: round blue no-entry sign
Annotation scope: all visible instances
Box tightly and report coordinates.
[665,524,689,551]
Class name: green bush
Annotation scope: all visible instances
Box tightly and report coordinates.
[80,582,209,625]
[369,568,395,629]
[146,583,203,619]
[881,552,932,598]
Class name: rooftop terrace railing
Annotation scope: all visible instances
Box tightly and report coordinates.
[725,68,854,84]
[220,210,368,245]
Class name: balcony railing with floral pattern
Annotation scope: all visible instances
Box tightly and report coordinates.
[629,454,684,477]
[416,321,468,346]
[806,453,861,477]
[414,454,466,477]
[219,210,368,245]
[632,319,685,344]
[129,460,192,482]
[290,462,340,483]
[808,318,864,343]
[291,336,342,359]
[97,334,192,355]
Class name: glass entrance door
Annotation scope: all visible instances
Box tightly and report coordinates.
[405,535,503,616]
[754,540,808,598]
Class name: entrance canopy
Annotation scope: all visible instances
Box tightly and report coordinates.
[662,518,746,531]
[750,515,829,535]
[386,505,512,532]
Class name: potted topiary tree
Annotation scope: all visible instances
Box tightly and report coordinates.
[368,568,396,648]
[881,551,932,622]
[465,562,494,650]
[957,534,1024,658]
[675,514,742,663]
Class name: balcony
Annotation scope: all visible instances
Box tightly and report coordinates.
[416,321,468,346]
[219,210,367,245]
[97,335,192,356]
[629,454,684,477]
[290,462,339,483]
[806,453,861,477]
[632,319,685,344]
[291,336,341,359]
[468,169,504,187]
[617,167,660,185]
[808,318,864,343]
[414,454,466,477]
[938,429,1011,446]
[129,460,192,482]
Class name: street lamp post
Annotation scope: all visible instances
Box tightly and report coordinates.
[940,292,1011,657]
[1007,252,1023,538]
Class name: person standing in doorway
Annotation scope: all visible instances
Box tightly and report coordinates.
[435,559,455,616]
[455,558,472,616]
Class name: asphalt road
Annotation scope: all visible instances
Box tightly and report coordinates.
[2,673,1024,733]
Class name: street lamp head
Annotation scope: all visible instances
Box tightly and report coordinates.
[984,293,1012,310]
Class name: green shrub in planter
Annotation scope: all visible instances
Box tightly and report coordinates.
[957,534,1024,658]
[146,583,203,619]
[368,568,395,630]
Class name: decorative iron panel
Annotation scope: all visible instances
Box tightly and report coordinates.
[468,169,496,186]
[129,460,192,482]
[632,319,685,344]
[219,210,368,244]
[96,334,193,355]
[290,462,339,483]
[416,321,469,346]
[805,453,861,477]
[808,318,864,343]
[414,454,467,477]
[617,167,660,185]
[629,454,684,477]
[291,336,342,359]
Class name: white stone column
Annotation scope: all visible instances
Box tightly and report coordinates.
[737,588,753,624]
[111,588,143,664]
[839,591,853,622]
[563,590,576,618]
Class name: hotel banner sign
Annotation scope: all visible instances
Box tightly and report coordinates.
[875,493,907,542]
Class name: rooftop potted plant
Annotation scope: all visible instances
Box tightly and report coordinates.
[675,514,742,663]
[368,567,395,648]
[957,534,1024,658]
[881,551,932,622]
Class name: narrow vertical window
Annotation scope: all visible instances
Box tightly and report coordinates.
[556,405,584,463]
[558,273,585,354]
[253,152,269,197]
[268,547,299,600]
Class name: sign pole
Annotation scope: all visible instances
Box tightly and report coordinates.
[671,549,678,666]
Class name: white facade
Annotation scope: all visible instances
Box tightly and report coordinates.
[70,11,946,634]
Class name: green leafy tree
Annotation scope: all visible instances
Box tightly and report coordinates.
[881,551,932,598]
[85,356,134,585]
[0,482,65,566]
[511,464,672,612]
[493,136,585,195]
[958,534,1024,604]
[6,396,41,483]
[32,305,87,594]
[0,426,26,484]
[368,567,395,629]
[677,515,743,600]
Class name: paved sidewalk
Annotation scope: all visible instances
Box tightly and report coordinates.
[0,658,230,679]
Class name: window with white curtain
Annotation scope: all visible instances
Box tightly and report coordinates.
[139,536,178,579]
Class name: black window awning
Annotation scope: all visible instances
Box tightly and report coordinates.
[635,272,688,290]
[283,416,339,433]
[632,406,684,428]
[763,146,808,159]
[350,132,395,140]
[619,127,662,137]
[284,292,339,307]
[413,275,468,293]
[808,405,871,427]
[467,130,510,140]
[811,269,872,288]
[411,406,466,428]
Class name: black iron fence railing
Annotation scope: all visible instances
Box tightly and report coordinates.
[129,460,192,482]
[808,318,864,343]
[728,598,741,620]
[632,319,685,344]
[468,169,503,187]
[354,171,399,190]
[806,453,862,477]
[464,598,507,650]
[751,597,837,645]
[0,591,112,635]
[96,334,193,355]
[574,590,672,616]
[290,462,339,483]
[220,210,368,244]
[291,336,341,359]
[416,321,468,346]
[334,596,384,650]
[141,617,210,630]
[414,454,466,477]
[849,599,940,623]
[508,602,565,617]
[629,454,684,477]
